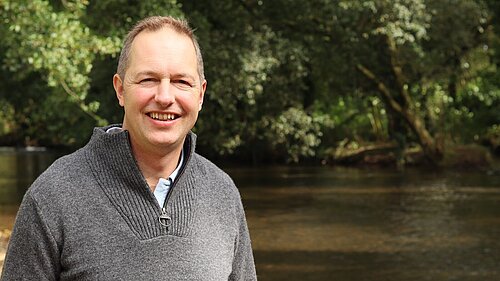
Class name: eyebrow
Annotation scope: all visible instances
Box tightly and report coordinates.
[171,73,196,82]
[133,70,159,78]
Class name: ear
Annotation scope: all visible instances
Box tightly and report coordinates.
[198,79,207,111]
[113,74,125,107]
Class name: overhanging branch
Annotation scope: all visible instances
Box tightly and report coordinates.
[60,80,107,125]
[356,64,404,115]
[385,35,413,108]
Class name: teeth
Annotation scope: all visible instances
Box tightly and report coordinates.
[150,112,176,121]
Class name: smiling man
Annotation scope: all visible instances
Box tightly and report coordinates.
[114,22,206,191]
[1,16,257,280]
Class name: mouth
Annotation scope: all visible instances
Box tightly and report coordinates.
[147,112,179,121]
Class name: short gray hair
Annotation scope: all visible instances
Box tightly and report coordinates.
[116,16,205,82]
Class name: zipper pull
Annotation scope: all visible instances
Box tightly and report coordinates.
[159,208,171,231]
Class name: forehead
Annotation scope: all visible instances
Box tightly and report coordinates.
[128,27,197,73]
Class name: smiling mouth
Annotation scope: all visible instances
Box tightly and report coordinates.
[147,112,179,121]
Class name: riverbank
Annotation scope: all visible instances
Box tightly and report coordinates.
[324,143,498,169]
[0,229,10,274]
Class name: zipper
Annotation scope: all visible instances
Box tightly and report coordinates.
[158,137,192,232]
[158,207,171,231]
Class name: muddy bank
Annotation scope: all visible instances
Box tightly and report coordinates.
[0,229,10,275]
[326,143,497,169]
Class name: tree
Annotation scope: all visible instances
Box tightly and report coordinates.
[236,0,493,163]
[183,0,324,162]
[0,0,182,146]
[0,0,497,164]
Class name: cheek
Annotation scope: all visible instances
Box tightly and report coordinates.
[124,88,153,109]
[176,91,202,111]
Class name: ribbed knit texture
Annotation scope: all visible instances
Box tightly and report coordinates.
[84,129,200,239]
[87,129,161,239]
[1,126,257,280]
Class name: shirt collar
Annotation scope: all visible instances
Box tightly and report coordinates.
[168,148,184,182]
[106,126,123,134]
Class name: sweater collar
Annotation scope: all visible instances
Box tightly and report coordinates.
[83,125,198,239]
[85,125,197,188]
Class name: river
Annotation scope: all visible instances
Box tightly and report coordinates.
[1,150,500,280]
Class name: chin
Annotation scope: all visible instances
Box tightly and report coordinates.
[149,136,182,147]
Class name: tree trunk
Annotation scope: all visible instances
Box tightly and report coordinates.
[400,108,443,163]
[357,64,443,163]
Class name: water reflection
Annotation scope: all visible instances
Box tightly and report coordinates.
[1,156,500,280]
[0,149,62,229]
[225,166,500,281]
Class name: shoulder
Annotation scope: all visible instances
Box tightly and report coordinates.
[192,153,235,187]
[27,147,91,201]
[189,153,248,227]
[190,153,244,202]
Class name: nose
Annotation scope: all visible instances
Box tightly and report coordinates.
[154,79,174,106]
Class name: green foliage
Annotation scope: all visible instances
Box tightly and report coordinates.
[0,0,497,164]
[185,2,311,161]
[264,107,325,163]
[0,99,15,137]
[0,0,183,146]
[485,124,500,154]
[1,0,121,123]
[451,73,500,142]
[339,0,430,44]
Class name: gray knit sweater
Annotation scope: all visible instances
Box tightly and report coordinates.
[1,127,257,280]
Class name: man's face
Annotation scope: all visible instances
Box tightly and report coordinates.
[113,27,206,155]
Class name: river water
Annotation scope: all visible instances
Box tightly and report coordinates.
[1,150,500,280]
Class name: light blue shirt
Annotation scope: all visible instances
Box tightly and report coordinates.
[106,126,184,207]
[153,150,183,207]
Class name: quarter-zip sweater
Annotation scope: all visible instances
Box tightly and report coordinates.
[1,127,257,280]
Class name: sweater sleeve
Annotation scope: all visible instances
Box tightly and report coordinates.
[229,198,257,281]
[1,193,61,280]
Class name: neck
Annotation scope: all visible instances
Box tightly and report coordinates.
[130,139,184,191]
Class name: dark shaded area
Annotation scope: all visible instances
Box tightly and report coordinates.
[0,150,63,205]
[254,248,500,281]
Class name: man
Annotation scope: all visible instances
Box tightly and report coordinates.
[1,16,257,280]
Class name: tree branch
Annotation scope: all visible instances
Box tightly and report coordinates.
[356,63,403,115]
[385,35,413,108]
[60,80,107,125]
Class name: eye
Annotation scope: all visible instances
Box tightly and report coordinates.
[139,78,156,84]
[173,79,193,88]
